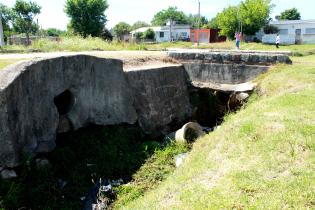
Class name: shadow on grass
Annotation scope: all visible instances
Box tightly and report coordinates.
[0,124,162,210]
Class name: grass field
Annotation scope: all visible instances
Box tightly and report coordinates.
[1,37,315,56]
[148,41,315,55]
[114,55,315,209]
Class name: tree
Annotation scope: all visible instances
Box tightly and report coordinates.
[263,25,279,34]
[0,4,14,43]
[143,28,155,40]
[279,8,301,20]
[113,22,131,40]
[151,7,188,26]
[216,6,239,39]
[187,14,208,28]
[216,0,272,39]
[12,0,41,45]
[100,27,113,41]
[65,0,108,37]
[239,0,272,35]
[46,28,66,37]
[132,21,149,30]
[134,32,143,39]
[207,17,219,29]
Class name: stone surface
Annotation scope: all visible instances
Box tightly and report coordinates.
[236,92,250,101]
[168,51,292,65]
[192,81,256,92]
[0,55,137,167]
[1,169,17,179]
[183,62,269,85]
[175,153,188,167]
[126,65,192,136]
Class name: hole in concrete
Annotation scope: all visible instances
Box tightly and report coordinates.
[184,128,199,143]
[54,90,74,115]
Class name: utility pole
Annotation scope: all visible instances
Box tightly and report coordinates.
[0,11,5,47]
[169,19,172,42]
[197,0,200,46]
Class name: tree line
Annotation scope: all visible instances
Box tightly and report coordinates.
[0,0,302,44]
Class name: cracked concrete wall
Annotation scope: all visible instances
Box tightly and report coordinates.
[182,63,269,84]
[126,66,192,136]
[168,51,292,86]
[0,55,193,168]
[0,55,138,167]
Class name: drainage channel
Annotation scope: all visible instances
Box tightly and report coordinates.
[0,86,249,210]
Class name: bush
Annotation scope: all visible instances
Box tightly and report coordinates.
[143,28,155,40]
[134,32,143,40]
[100,28,113,41]
[263,25,279,34]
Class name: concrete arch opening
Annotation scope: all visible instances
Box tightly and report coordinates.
[54,89,74,115]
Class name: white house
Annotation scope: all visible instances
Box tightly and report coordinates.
[262,19,315,44]
[130,24,191,42]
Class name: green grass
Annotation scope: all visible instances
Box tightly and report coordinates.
[117,55,315,209]
[0,36,147,53]
[0,125,189,210]
[1,37,315,55]
[148,41,315,55]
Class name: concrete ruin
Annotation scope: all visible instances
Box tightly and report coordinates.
[0,52,292,168]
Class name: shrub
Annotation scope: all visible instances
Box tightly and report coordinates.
[143,28,155,40]
[263,25,279,34]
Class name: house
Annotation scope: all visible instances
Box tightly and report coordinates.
[190,29,226,43]
[262,19,315,44]
[131,24,191,42]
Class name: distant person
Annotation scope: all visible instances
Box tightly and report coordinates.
[276,34,280,48]
[235,32,241,50]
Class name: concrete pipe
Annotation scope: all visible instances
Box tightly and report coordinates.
[175,122,205,143]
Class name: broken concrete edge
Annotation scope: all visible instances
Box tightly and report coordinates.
[191,81,257,92]
[125,63,182,72]
[167,51,292,65]
[0,54,123,90]
[167,49,293,56]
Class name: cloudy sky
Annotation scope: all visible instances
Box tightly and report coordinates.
[2,0,315,30]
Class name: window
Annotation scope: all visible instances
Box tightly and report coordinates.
[181,32,188,37]
[305,28,315,34]
[279,29,288,35]
[160,32,164,38]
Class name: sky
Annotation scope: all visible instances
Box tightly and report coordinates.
[1,0,315,30]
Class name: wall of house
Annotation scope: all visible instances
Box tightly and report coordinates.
[262,34,295,44]
[155,31,169,42]
[156,28,190,42]
[302,34,315,44]
[263,22,315,44]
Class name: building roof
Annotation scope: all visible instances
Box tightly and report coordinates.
[270,19,315,25]
[131,25,191,33]
[131,27,162,34]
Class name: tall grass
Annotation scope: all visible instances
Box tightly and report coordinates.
[1,37,315,55]
[0,36,147,53]
[118,55,315,209]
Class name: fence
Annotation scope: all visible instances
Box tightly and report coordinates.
[9,36,61,45]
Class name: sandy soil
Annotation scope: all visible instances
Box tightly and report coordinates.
[0,50,177,69]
